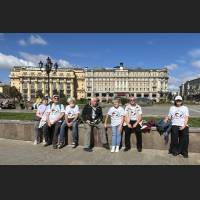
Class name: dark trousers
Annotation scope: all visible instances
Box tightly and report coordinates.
[43,121,62,146]
[169,125,189,155]
[124,120,142,149]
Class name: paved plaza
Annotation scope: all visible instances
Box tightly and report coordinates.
[1,104,200,117]
[0,138,200,165]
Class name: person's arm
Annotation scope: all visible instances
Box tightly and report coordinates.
[36,109,41,118]
[81,105,87,122]
[104,114,109,128]
[164,107,172,122]
[180,107,189,130]
[124,107,131,128]
[99,107,103,122]
[133,115,142,128]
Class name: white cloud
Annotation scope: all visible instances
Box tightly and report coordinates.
[165,63,178,70]
[168,76,181,91]
[188,48,200,58]
[175,59,186,64]
[28,34,47,45]
[0,52,34,69]
[18,34,47,46]
[191,60,200,68]
[57,59,72,67]
[18,39,27,46]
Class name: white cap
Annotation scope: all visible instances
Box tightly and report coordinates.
[175,95,183,101]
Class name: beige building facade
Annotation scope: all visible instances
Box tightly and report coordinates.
[85,63,168,102]
[9,66,85,101]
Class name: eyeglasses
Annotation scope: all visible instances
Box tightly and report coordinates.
[130,99,135,101]
[54,97,59,100]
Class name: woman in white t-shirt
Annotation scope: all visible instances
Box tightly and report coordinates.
[164,95,189,158]
[58,97,80,149]
[104,98,125,152]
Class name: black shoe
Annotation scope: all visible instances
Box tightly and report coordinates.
[103,143,110,150]
[181,153,189,158]
[44,143,51,147]
[53,145,58,149]
[83,148,93,152]
[137,148,142,152]
[72,144,78,148]
[172,152,178,156]
[123,147,130,152]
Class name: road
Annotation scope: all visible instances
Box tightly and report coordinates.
[0,138,200,165]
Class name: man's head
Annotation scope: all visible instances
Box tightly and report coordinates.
[129,96,136,106]
[174,95,183,107]
[67,97,76,107]
[52,94,59,104]
[90,97,98,107]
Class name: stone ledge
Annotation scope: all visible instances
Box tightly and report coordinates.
[0,120,200,153]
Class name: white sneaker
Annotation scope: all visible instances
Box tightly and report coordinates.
[115,146,120,152]
[33,140,38,145]
[111,146,115,153]
[43,139,46,144]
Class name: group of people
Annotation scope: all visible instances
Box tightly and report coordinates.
[34,94,190,158]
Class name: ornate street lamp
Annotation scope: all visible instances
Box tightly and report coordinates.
[38,57,58,98]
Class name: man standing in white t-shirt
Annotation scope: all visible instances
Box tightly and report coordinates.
[124,96,143,152]
[58,97,80,149]
[164,95,189,158]
[43,94,65,149]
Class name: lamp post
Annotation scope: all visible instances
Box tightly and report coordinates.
[38,57,58,98]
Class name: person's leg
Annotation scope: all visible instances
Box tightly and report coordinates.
[134,124,142,151]
[72,120,79,145]
[52,122,62,148]
[111,126,117,152]
[178,126,189,157]
[59,121,67,146]
[43,123,51,145]
[115,125,121,152]
[96,122,108,145]
[34,121,40,143]
[84,123,92,149]
[170,126,179,155]
[124,125,131,150]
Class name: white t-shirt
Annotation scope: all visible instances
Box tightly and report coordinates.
[46,103,65,123]
[124,104,142,121]
[65,105,80,119]
[168,105,189,126]
[107,106,125,126]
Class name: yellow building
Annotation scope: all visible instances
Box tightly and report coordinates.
[9,66,83,101]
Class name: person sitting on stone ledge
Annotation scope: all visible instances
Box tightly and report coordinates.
[33,97,48,145]
[43,94,65,149]
[81,97,110,152]
[124,96,143,152]
[58,97,80,149]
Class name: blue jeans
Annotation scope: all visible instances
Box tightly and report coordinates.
[59,120,79,145]
[111,125,121,146]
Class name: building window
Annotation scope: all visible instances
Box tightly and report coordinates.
[137,93,141,97]
[152,94,157,98]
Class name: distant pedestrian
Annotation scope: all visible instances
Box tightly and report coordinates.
[104,98,125,153]
[164,95,189,158]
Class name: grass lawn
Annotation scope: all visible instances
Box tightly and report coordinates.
[0,112,200,127]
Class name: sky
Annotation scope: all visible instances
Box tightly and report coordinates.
[1,33,200,91]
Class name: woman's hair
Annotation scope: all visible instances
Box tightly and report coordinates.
[174,100,183,106]
[67,97,76,104]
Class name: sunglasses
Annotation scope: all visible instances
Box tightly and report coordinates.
[130,99,135,101]
[54,97,59,99]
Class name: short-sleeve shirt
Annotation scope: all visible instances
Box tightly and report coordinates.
[65,105,80,119]
[107,106,125,126]
[37,104,47,117]
[46,103,65,123]
[168,105,189,126]
[124,104,142,121]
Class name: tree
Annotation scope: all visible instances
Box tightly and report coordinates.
[9,86,21,102]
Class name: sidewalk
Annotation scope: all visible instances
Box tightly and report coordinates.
[0,138,200,165]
